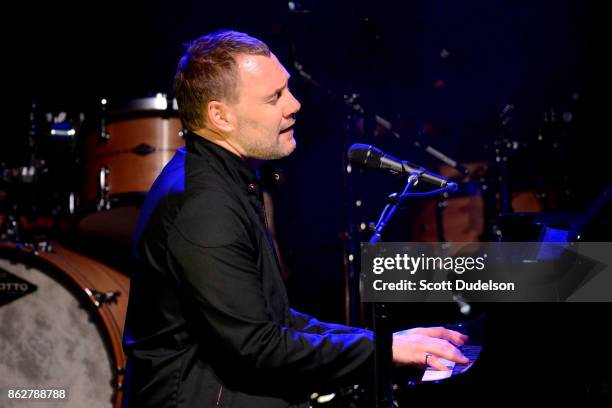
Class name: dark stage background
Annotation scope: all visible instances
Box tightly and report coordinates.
[1,0,610,404]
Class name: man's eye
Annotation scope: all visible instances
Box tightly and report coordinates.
[269,92,281,104]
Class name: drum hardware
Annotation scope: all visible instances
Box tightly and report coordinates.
[2,102,83,228]
[100,98,111,142]
[48,110,81,140]
[479,95,581,240]
[68,191,78,215]
[97,166,111,210]
[0,214,20,242]
[0,212,59,246]
[15,240,54,255]
[84,287,121,308]
[435,194,449,242]
[112,366,126,390]
[1,164,40,184]
[479,104,525,240]
[50,127,77,138]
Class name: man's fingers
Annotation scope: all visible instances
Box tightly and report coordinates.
[425,354,450,371]
[416,327,468,346]
[429,338,470,364]
[392,329,470,368]
[443,329,468,346]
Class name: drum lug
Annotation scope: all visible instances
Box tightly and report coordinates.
[68,192,78,215]
[113,366,126,389]
[15,240,54,255]
[84,287,120,308]
[99,98,111,142]
[33,240,53,254]
[0,214,21,242]
[112,378,123,390]
[97,166,111,210]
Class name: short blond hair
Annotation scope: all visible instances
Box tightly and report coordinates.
[174,30,271,131]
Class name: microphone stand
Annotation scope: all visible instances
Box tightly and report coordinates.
[369,173,457,408]
[370,172,419,408]
[370,173,420,244]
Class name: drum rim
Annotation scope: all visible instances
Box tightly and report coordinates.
[77,94,181,137]
[70,192,147,223]
[106,94,178,116]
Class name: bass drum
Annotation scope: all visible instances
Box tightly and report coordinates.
[409,162,549,242]
[0,241,129,407]
[410,162,487,242]
[75,94,184,249]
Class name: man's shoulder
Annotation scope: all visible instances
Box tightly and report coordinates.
[170,189,250,248]
[181,188,241,214]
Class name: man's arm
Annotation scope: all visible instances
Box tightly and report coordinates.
[167,191,373,384]
[167,191,468,381]
[289,308,368,335]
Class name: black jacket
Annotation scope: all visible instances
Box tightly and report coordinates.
[122,132,373,407]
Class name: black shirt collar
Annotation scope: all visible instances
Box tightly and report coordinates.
[185,131,261,197]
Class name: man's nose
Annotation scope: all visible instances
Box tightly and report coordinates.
[285,91,301,117]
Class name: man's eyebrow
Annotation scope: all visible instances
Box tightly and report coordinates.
[264,82,288,100]
[264,74,291,100]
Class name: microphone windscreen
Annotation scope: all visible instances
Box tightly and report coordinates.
[347,144,384,169]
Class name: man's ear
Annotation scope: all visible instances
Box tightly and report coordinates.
[206,101,235,132]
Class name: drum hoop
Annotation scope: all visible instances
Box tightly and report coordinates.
[109,95,178,114]
[0,242,127,407]
[78,96,181,138]
[71,192,147,222]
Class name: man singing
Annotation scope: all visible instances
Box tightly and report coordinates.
[122,30,468,407]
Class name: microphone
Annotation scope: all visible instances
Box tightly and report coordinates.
[347,143,456,189]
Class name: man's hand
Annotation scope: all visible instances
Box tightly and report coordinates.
[392,327,469,371]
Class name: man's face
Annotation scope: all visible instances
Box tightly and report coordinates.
[228,53,301,160]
